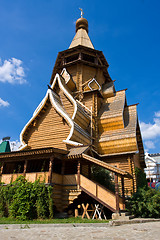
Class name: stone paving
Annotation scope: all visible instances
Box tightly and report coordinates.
[0,221,160,240]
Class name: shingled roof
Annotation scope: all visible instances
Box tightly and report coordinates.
[99,90,126,119]
[0,141,11,153]
[99,105,137,142]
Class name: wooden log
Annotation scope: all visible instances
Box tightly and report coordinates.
[48,155,54,183]
[77,161,80,189]
[23,160,28,177]
[75,209,79,218]
[0,162,4,175]
[115,174,119,213]
[0,162,4,182]
[121,176,125,210]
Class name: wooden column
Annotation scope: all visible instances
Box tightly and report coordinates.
[77,160,81,189]
[128,156,134,194]
[48,155,54,184]
[88,163,91,179]
[61,160,65,185]
[0,162,4,182]
[121,176,125,210]
[115,173,119,213]
[23,160,28,177]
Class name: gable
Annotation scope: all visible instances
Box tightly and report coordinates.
[25,101,70,150]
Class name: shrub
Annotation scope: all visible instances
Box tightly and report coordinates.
[135,167,148,190]
[0,176,54,220]
[91,165,115,192]
[126,187,160,218]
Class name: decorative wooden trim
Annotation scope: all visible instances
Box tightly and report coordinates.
[0,147,68,159]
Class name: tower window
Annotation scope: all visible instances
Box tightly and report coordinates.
[66,54,79,63]
[82,53,95,63]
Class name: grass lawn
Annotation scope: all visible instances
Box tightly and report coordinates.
[0,217,109,224]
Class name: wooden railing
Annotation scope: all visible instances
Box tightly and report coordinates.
[1,172,49,184]
[80,174,124,212]
[63,174,77,185]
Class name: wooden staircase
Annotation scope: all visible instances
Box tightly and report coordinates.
[52,174,124,213]
[79,174,124,212]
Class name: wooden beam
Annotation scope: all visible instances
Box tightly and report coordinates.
[115,174,119,213]
[23,160,28,177]
[77,160,81,189]
[48,155,54,184]
[121,176,125,210]
[0,162,4,182]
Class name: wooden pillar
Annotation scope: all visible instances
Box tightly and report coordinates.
[115,173,119,213]
[121,176,125,210]
[48,155,54,184]
[88,163,91,179]
[61,160,65,185]
[23,160,28,177]
[128,156,134,194]
[0,162,4,182]
[77,160,80,189]
[0,162,4,174]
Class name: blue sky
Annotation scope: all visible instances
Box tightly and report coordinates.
[0,0,160,153]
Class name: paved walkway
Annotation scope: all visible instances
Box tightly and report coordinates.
[0,221,160,240]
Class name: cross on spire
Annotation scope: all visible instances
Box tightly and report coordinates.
[79,8,84,18]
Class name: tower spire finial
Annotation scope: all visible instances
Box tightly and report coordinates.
[79,8,84,18]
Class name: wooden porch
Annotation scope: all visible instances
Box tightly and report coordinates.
[0,147,133,214]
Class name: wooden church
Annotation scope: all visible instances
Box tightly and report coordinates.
[0,14,145,217]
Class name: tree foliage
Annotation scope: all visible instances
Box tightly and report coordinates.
[0,176,54,220]
[135,167,148,190]
[91,165,115,192]
[126,187,160,218]
[126,167,160,218]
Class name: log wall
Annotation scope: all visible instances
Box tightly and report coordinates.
[26,102,70,150]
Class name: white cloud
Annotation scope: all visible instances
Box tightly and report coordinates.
[140,119,160,140]
[0,58,26,84]
[0,98,10,107]
[155,111,160,117]
[144,140,155,150]
[140,111,160,151]
[0,139,21,151]
[10,140,21,151]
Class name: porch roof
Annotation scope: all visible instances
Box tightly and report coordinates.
[0,147,68,162]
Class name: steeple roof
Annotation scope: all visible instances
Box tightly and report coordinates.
[69,17,94,49]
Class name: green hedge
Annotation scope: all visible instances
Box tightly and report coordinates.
[126,167,160,218]
[126,188,160,218]
[0,176,54,220]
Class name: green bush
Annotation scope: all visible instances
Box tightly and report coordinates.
[126,167,160,218]
[126,187,160,218]
[0,176,54,220]
[135,167,148,190]
[91,165,115,192]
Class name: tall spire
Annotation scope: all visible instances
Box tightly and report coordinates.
[69,10,94,49]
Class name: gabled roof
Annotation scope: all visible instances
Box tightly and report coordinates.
[0,141,11,153]
[67,145,90,157]
[99,105,137,142]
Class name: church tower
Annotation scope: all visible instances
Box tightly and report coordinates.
[0,12,145,215]
[49,15,114,149]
